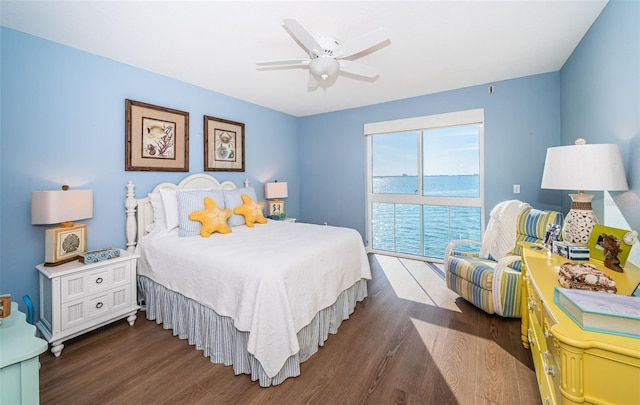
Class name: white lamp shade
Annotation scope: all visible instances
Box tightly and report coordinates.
[31,189,94,225]
[264,182,288,199]
[541,143,629,191]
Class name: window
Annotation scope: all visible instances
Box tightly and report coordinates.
[366,109,484,261]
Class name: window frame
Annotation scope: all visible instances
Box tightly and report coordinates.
[365,109,485,261]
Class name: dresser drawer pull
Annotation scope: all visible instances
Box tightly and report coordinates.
[95,277,104,284]
[96,302,104,309]
[543,351,555,376]
[543,319,553,338]
[527,329,535,346]
[544,396,551,405]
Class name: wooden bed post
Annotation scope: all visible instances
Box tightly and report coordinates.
[125,181,138,252]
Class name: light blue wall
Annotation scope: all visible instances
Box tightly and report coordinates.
[560,0,639,233]
[0,27,300,316]
[298,73,562,238]
[2,0,636,316]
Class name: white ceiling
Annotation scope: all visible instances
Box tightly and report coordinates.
[1,1,607,117]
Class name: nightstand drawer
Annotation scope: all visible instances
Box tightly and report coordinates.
[61,285,132,331]
[60,261,133,303]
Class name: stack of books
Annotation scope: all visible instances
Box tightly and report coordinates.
[554,287,640,338]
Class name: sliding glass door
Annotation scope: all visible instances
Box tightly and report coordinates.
[366,110,485,261]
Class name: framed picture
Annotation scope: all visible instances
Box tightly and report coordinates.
[125,99,189,171]
[587,224,632,268]
[543,223,561,248]
[204,115,245,172]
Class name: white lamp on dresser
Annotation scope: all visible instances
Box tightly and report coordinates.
[540,138,629,245]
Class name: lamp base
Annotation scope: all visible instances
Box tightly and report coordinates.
[268,199,285,217]
[44,224,87,266]
[561,193,598,246]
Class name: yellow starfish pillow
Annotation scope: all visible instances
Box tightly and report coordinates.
[188,197,232,237]
[233,194,267,227]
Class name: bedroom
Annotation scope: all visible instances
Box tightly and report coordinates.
[1,0,638,402]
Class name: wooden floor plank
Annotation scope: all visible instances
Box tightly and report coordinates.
[38,254,540,404]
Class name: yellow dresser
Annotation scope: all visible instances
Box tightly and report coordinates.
[521,242,640,405]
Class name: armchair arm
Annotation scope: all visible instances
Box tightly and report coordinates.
[444,239,482,260]
[492,254,523,317]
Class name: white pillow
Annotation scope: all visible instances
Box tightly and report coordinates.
[146,192,166,232]
[159,189,180,231]
[224,187,259,227]
[176,190,226,237]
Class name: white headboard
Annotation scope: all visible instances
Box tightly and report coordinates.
[125,173,245,252]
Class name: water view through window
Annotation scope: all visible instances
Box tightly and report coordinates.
[368,121,483,260]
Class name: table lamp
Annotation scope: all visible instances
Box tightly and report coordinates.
[32,186,93,266]
[264,181,288,217]
[540,139,628,245]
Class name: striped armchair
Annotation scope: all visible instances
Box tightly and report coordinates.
[445,207,564,317]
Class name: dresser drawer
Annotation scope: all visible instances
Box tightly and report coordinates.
[526,279,543,329]
[60,261,133,303]
[61,285,132,331]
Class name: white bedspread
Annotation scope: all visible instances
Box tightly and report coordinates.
[136,220,371,377]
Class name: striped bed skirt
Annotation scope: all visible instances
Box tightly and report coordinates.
[137,275,368,387]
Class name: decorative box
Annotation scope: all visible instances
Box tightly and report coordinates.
[553,241,590,261]
[79,248,121,264]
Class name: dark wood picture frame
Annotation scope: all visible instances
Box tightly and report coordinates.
[204,115,245,172]
[125,99,189,171]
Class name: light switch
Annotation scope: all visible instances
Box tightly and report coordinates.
[513,184,520,194]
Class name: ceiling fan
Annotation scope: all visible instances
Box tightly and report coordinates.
[257,19,390,89]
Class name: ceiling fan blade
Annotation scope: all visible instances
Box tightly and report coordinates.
[283,18,322,54]
[336,29,389,58]
[339,60,379,79]
[256,59,309,67]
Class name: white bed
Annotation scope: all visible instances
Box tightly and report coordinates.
[124,174,371,386]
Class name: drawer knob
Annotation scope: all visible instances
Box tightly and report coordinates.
[543,318,553,338]
[543,351,555,376]
[96,302,104,309]
[96,277,104,284]
[527,329,535,346]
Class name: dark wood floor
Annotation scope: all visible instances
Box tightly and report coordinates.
[39,254,541,405]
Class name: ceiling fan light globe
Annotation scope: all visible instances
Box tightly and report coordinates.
[309,57,339,80]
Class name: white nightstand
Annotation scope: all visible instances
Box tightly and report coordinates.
[35,249,139,357]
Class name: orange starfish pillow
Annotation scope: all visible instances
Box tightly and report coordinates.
[188,197,232,237]
[233,194,267,227]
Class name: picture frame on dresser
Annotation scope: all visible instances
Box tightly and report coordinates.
[125,99,189,172]
[204,115,245,172]
[587,224,632,268]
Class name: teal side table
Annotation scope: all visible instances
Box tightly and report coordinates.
[0,301,48,405]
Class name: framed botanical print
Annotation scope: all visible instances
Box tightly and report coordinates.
[204,115,245,172]
[125,99,189,171]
